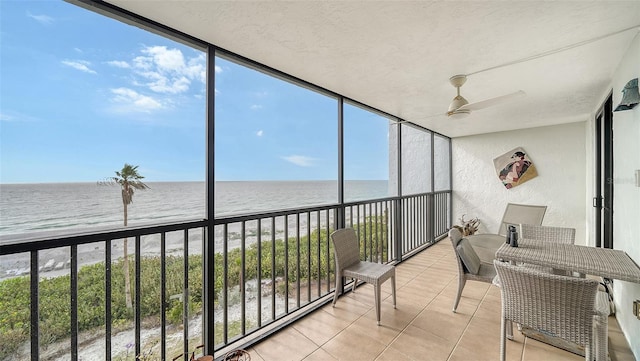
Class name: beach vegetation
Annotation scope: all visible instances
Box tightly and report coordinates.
[0,215,387,359]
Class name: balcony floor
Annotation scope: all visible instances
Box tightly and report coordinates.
[240,240,634,361]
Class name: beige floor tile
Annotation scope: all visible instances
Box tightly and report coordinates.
[521,337,584,361]
[252,327,317,361]
[302,347,338,361]
[245,347,265,361]
[473,304,502,325]
[375,346,414,361]
[292,308,352,346]
[394,286,439,307]
[363,298,424,331]
[322,294,370,322]
[606,318,636,361]
[449,343,522,361]
[249,237,634,361]
[342,283,388,308]
[428,293,479,315]
[609,349,637,361]
[453,319,526,360]
[387,324,455,361]
[411,308,470,342]
[350,315,404,344]
[455,280,492,302]
[321,324,388,360]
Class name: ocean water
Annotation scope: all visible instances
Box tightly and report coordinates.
[0,180,390,240]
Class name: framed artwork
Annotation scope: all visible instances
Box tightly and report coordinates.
[493,147,537,189]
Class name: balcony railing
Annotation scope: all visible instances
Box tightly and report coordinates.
[0,191,450,361]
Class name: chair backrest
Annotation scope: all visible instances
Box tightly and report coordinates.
[493,260,598,347]
[498,203,547,236]
[448,228,468,274]
[519,224,575,244]
[330,228,361,269]
[449,227,463,247]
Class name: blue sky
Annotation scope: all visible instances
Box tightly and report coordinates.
[0,1,390,184]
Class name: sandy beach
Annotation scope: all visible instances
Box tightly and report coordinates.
[0,212,335,281]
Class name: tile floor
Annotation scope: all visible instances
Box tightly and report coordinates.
[238,240,635,361]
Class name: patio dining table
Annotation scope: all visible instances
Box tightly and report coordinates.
[495,238,640,283]
[495,238,640,359]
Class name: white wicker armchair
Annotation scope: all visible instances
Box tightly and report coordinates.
[519,224,576,276]
[517,223,609,357]
[519,224,575,244]
[494,260,607,361]
[330,228,396,325]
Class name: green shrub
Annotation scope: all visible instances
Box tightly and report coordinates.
[0,215,388,357]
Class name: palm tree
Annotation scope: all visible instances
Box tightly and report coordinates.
[107,163,149,309]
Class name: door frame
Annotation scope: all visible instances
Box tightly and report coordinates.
[594,93,613,249]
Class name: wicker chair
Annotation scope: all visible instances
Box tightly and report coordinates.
[494,260,607,361]
[498,203,547,236]
[519,224,575,244]
[330,228,396,325]
[518,224,609,357]
[449,228,497,312]
[466,203,547,263]
[519,224,576,276]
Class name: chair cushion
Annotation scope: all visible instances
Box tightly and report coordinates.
[456,238,481,275]
[466,234,505,263]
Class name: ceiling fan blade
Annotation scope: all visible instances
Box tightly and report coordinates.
[390,112,447,125]
[424,112,448,119]
[458,90,525,111]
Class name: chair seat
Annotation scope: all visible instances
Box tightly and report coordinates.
[467,234,506,263]
[343,261,395,285]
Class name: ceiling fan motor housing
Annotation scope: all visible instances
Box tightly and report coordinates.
[448,94,469,113]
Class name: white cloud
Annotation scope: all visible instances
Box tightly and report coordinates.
[110,87,162,113]
[148,75,191,94]
[250,104,262,110]
[186,53,207,84]
[143,46,185,72]
[107,60,130,69]
[62,60,97,74]
[128,45,206,94]
[27,12,54,25]
[214,65,223,73]
[256,130,263,137]
[0,111,36,123]
[282,155,315,167]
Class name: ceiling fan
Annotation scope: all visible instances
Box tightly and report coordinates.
[390,74,526,126]
[446,74,525,119]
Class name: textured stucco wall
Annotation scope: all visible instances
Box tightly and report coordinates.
[608,34,640,357]
[451,122,587,242]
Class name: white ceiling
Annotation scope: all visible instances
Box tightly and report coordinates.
[104,1,640,138]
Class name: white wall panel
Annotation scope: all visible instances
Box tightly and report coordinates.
[451,122,587,242]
